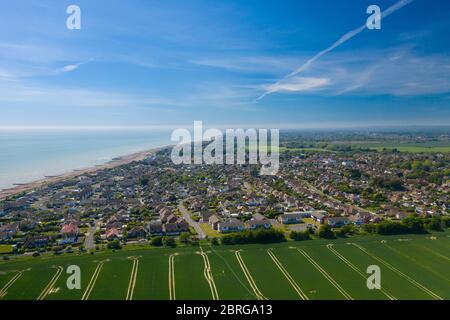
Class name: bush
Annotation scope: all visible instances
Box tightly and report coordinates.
[289,230,311,241]
[221,229,285,245]
[317,225,336,239]
[150,236,163,247]
[107,239,122,250]
[179,232,191,243]
[335,225,356,238]
[426,218,443,231]
[210,237,219,245]
[162,236,176,247]
[32,252,40,257]
[376,221,409,235]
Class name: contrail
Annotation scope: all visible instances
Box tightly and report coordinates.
[256,0,415,101]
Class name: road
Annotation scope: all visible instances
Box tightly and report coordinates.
[178,202,206,239]
[84,220,99,250]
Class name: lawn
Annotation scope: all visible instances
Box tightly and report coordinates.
[200,223,221,238]
[0,232,449,300]
[0,245,13,254]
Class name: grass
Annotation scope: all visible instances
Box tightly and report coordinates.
[0,232,449,300]
[0,245,13,254]
[280,142,450,154]
[200,223,221,238]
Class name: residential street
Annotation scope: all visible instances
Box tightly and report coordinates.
[84,220,99,250]
[178,203,206,239]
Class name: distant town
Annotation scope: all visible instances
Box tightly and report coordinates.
[0,130,449,256]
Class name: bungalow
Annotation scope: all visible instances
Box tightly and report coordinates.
[128,226,148,239]
[218,220,245,233]
[0,224,19,240]
[277,213,303,224]
[148,222,164,236]
[164,221,189,235]
[106,227,121,240]
[348,214,364,226]
[326,217,350,228]
[311,211,327,224]
[209,215,221,230]
[248,220,272,230]
[200,212,212,223]
[60,223,79,238]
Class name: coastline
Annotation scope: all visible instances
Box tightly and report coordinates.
[0,145,170,201]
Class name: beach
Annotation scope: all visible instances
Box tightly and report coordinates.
[0,147,168,201]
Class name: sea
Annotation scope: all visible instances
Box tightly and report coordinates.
[0,129,173,191]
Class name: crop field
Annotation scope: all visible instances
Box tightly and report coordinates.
[0,232,449,300]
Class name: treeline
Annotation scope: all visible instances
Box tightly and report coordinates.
[221,229,285,245]
[363,215,449,235]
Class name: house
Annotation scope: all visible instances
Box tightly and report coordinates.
[277,213,303,224]
[148,222,163,236]
[0,224,19,240]
[200,212,212,223]
[395,212,409,220]
[163,221,189,235]
[60,223,79,238]
[209,215,221,230]
[252,213,266,221]
[326,217,350,228]
[248,220,272,230]
[348,214,364,226]
[106,228,121,240]
[311,211,327,224]
[24,236,49,248]
[128,226,148,239]
[165,214,178,224]
[218,220,245,233]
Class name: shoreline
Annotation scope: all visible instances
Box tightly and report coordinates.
[0,145,171,201]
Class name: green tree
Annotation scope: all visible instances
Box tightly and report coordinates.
[150,236,163,246]
[179,232,191,243]
[317,224,336,239]
[162,236,176,247]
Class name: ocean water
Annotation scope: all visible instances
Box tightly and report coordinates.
[0,129,173,191]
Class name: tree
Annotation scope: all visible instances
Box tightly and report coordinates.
[402,215,426,233]
[289,230,311,241]
[150,236,163,246]
[162,236,176,247]
[107,239,122,250]
[426,218,443,231]
[179,232,191,243]
[317,225,335,239]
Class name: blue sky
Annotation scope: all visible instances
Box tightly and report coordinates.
[0,0,449,128]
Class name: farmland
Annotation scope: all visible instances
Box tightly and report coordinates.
[0,232,449,300]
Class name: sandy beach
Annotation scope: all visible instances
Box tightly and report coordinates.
[0,146,169,201]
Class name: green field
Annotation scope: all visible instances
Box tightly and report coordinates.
[0,232,449,300]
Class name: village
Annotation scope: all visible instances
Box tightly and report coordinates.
[0,135,449,256]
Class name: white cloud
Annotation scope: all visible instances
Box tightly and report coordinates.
[55,60,92,74]
[256,0,415,100]
[264,77,330,93]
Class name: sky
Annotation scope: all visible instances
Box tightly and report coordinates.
[0,0,449,129]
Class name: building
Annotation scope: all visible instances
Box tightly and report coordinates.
[128,226,148,239]
[248,219,272,230]
[218,220,245,233]
[311,211,327,224]
[148,222,163,236]
[209,215,221,230]
[277,213,303,224]
[326,217,350,228]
